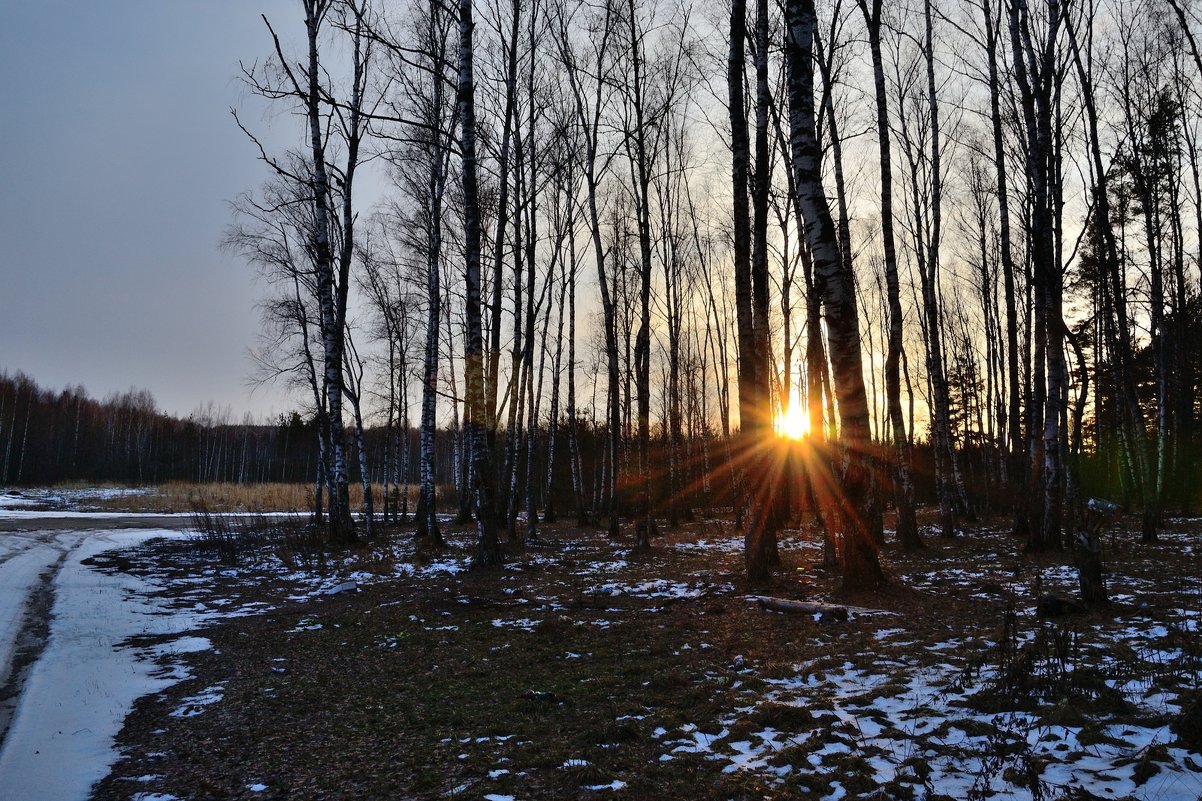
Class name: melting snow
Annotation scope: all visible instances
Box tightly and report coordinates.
[584,779,627,791]
[169,683,227,718]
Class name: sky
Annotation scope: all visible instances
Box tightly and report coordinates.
[0,0,312,419]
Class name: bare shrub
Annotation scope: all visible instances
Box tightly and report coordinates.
[968,604,1127,715]
[187,500,327,570]
[187,500,248,564]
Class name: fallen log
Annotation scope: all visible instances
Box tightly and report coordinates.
[1036,593,1086,618]
[525,536,568,550]
[745,595,888,619]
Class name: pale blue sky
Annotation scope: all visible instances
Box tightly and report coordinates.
[0,0,306,418]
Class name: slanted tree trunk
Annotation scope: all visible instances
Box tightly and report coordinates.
[988,0,1024,529]
[815,15,874,541]
[903,0,960,539]
[544,171,573,524]
[622,0,658,550]
[344,341,374,538]
[785,0,884,591]
[556,1,621,537]
[563,162,588,526]
[657,126,688,528]
[486,0,522,435]
[502,127,527,537]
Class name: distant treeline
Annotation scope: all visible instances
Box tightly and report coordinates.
[0,372,648,512]
[0,372,490,489]
[3,370,1180,527]
[0,371,317,486]
[0,371,724,516]
[0,371,739,519]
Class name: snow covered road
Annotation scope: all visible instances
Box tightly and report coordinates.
[0,520,205,801]
[0,533,64,692]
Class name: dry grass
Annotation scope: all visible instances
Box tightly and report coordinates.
[52,481,429,514]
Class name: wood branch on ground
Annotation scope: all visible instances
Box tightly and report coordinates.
[745,595,888,618]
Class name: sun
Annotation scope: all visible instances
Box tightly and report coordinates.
[774,404,810,440]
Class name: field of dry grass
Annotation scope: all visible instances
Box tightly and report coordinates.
[8,481,424,515]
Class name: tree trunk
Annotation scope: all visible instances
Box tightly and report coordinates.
[416,109,447,543]
[558,2,622,538]
[459,0,499,567]
[728,0,756,539]
[486,0,522,432]
[744,0,778,584]
[859,0,921,551]
[785,0,884,591]
[301,0,354,544]
[1009,0,1064,552]
[624,0,657,550]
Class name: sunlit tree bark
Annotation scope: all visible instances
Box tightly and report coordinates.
[785,0,885,591]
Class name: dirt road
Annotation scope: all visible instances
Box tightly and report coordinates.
[0,517,203,800]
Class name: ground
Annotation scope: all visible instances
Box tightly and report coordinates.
[2,487,1202,800]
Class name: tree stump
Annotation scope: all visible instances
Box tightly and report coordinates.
[1075,498,1118,608]
[1074,528,1107,607]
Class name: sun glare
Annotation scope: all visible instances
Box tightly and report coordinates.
[775,405,810,440]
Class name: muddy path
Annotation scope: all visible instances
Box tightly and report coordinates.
[0,522,205,800]
[0,514,195,533]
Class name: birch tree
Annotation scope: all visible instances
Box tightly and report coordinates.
[236,0,379,543]
[1008,0,1066,551]
[786,0,885,590]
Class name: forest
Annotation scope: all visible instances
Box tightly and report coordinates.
[212,0,1202,592]
[8,0,1202,591]
[8,2,1202,796]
